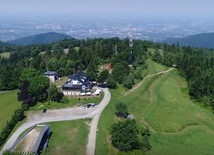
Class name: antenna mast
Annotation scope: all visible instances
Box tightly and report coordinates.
[115,32,118,56]
[128,27,133,64]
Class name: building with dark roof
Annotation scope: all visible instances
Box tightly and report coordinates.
[62,70,91,95]
[44,71,59,82]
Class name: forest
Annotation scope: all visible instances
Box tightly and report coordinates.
[1,38,214,112]
[151,43,214,112]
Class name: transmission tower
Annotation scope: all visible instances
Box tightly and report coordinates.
[115,32,118,56]
[115,44,117,56]
[128,27,133,64]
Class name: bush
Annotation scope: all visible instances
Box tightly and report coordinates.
[60,96,69,103]
[115,102,128,118]
[56,92,64,103]
[140,127,151,151]
[3,150,11,155]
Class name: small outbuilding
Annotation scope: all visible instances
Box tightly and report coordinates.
[44,71,59,82]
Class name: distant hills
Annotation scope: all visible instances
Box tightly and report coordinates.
[6,32,72,46]
[162,32,214,49]
[0,41,11,47]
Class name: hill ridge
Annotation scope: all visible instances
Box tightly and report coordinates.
[6,32,72,46]
[162,32,214,48]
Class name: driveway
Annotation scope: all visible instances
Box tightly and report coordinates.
[0,88,111,155]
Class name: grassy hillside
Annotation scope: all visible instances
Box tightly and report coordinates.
[6,32,72,46]
[163,32,214,48]
[0,91,21,131]
[95,60,214,155]
[146,59,168,75]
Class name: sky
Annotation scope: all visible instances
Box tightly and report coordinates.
[0,0,214,18]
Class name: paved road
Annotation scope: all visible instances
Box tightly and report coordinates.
[86,89,111,155]
[0,88,111,155]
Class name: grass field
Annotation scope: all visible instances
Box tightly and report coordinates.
[29,93,104,111]
[146,59,168,75]
[97,63,111,72]
[41,119,89,155]
[0,91,21,131]
[95,59,214,155]
[0,52,10,58]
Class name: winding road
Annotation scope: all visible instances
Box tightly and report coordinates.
[0,88,111,155]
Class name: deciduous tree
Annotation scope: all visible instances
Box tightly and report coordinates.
[110,119,141,151]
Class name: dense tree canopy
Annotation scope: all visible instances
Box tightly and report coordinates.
[49,84,58,102]
[115,102,128,118]
[18,80,34,106]
[0,37,149,91]
[112,62,130,84]
[110,119,141,151]
[97,69,109,83]
[28,75,50,102]
[87,59,98,81]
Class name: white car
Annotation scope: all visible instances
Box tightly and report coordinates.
[90,103,96,108]
[82,105,86,109]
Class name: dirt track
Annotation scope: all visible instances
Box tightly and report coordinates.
[124,67,174,96]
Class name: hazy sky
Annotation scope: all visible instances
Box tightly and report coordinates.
[1,0,214,17]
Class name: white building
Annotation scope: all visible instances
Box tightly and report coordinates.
[43,71,59,82]
[62,70,91,95]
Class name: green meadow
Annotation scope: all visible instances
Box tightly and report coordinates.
[41,119,89,155]
[95,60,214,155]
[0,91,21,131]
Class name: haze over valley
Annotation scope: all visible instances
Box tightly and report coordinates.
[1,14,214,42]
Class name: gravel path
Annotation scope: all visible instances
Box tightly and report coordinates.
[0,88,111,155]
[124,68,174,96]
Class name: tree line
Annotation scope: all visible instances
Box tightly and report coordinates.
[0,37,149,91]
[151,43,214,112]
[1,38,214,110]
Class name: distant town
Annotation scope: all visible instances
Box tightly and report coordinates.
[1,15,214,42]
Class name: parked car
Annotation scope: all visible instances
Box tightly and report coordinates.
[87,104,91,108]
[43,109,47,113]
[82,105,86,109]
[90,103,96,108]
